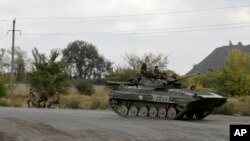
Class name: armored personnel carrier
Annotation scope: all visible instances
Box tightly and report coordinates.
[107,73,226,120]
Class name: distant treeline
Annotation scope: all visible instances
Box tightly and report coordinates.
[188,49,250,96]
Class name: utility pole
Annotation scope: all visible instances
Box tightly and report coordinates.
[7,19,21,96]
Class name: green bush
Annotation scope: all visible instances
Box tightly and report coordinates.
[0,80,7,97]
[90,99,101,110]
[106,68,137,81]
[213,103,235,115]
[64,98,81,109]
[76,80,94,96]
[0,99,8,106]
[243,108,250,116]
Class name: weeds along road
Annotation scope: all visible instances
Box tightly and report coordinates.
[0,107,249,141]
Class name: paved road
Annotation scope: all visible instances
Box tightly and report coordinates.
[0,107,249,141]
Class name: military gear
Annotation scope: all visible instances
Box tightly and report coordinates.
[38,90,48,108]
[140,63,157,78]
[27,89,36,108]
[47,92,61,108]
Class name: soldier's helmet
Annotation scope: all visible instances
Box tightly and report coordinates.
[172,73,177,79]
[141,63,147,70]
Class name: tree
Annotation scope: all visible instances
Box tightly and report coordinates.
[27,48,69,96]
[106,66,138,81]
[0,47,30,82]
[14,47,27,82]
[189,49,250,96]
[0,49,6,74]
[218,49,250,96]
[107,52,169,81]
[125,52,168,72]
[62,40,112,79]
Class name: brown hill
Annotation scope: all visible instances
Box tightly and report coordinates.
[186,42,250,75]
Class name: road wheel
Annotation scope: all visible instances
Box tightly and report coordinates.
[110,99,118,107]
[129,106,138,117]
[167,107,177,119]
[139,106,148,117]
[186,112,194,119]
[158,107,167,118]
[195,112,205,120]
[118,105,128,117]
[149,107,157,118]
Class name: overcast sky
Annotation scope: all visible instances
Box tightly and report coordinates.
[1,0,250,75]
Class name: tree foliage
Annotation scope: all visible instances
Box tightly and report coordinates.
[0,47,29,82]
[107,53,169,81]
[125,52,168,72]
[76,80,94,96]
[106,66,138,81]
[27,48,69,96]
[14,47,27,82]
[62,40,112,79]
[189,49,250,96]
[218,49,250,96]
[0,78,7,97]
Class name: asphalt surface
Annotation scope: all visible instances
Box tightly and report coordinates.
[0,107,249,141]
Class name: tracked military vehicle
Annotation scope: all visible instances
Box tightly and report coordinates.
[107,73,226,120]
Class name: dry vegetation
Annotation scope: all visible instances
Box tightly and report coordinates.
[0,85,249,117]
[0,85,110,110]
[213,96,250,116]
[61,86,109,109]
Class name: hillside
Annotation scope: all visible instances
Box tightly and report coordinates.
[186,42,250,75]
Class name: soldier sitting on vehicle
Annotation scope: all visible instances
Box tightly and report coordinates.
[141,64,164,79]
[140,63,155,78]
[47,91,61,108]
[27,88,36,108]
[140,63,147,75]
[38,88,48,108]
[153,66,161,79]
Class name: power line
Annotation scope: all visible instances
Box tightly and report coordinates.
[15,4,250,20]
[127,25,250,35]
[98,22,250,33]
[9,22,250,35]
[1,21,250,38]
[8,25,249,36]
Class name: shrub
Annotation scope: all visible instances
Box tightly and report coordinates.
[76,80,94,96]
[243,109,250,116]
[90,98,101,110]
[213,103,235,115]
[0,98,8,106]
[0,80,7,97]
[64,98,81,109]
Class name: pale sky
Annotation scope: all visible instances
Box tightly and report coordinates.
[1,0,250,74]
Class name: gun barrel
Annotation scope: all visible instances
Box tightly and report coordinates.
[106,81,130,86]
[169,73,200,82]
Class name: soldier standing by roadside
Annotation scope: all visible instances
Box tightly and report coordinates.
[38,88,48,108]
[27,88,35,108]
[47,91,61,108]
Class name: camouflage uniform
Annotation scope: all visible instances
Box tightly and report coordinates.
[27,89,36,108]
[153,66,161,79]
[140,63,154,78]
[140,63,147,75]
[47,92,61,108]
[38,90,48,108]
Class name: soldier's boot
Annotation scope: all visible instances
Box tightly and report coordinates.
[27,101,30,108]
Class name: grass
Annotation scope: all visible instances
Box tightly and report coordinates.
[61,86,109,109]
